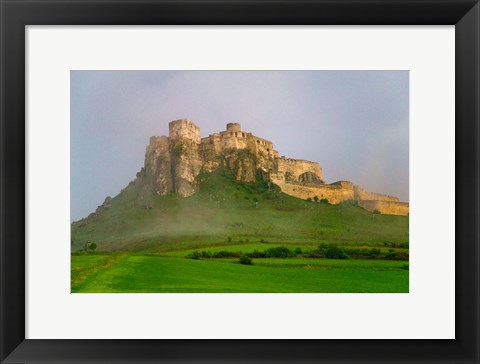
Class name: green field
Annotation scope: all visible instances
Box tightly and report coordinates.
[72,253,408,293]
[71,172,409,293]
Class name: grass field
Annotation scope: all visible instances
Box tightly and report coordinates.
[72,250,408,293]
[71,172,409,293]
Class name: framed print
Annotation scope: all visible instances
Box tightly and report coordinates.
[1,0,479,363]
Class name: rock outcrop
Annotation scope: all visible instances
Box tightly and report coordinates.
[133,118,409,216]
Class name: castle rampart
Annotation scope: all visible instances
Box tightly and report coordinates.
[358,200,409,216]
[143,119,408,215]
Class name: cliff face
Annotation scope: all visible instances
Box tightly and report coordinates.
[135,119,409,216]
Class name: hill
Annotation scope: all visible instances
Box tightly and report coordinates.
[71,170,408,253]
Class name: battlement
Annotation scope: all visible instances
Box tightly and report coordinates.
[169,119,201,144]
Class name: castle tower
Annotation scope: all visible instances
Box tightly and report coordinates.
[169,119,201,144]
[226,123,241,132]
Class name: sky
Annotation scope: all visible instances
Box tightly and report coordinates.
[71,70,409,221]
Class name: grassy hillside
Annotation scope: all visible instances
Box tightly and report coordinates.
[71,171,408,253]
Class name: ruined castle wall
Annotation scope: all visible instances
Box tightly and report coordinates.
[169,119,200,144]
[274,157,324,182]
[354,186,399,202]
[358,200,409,216]
[270,179,355,204]
[253,136,278,159]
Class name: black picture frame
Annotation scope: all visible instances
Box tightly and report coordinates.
[1,1,479,363]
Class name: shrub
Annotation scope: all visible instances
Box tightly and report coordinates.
[200,250,212,258]
[212,251,241,258]
[227,237,232,243]
[186,251,202,260]
[320,198,329,204]
[368,248,381,258]
[238,255,253,265]
[294,247,303,255]
[265,247,296,258]
[324,245,349,259]
[383,251,409,261]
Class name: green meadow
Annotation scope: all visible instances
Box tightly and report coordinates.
[71,172,409,293]
[72,253,408,293]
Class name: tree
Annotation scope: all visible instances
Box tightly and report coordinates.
[88,242,97,252]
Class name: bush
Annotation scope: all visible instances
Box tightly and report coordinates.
[383,251,409,261]
[186,251,202,260]
[238,255,253,265]
[324,245,349,259]
[265,247,296,258]
[294,247,303,255]
[200,250,212,258]
[320,198,329,204]
[212,251,241,258]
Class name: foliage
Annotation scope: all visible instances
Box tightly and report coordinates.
[238,255,253,265]
[265,247,296,258]
[324,245,349,259]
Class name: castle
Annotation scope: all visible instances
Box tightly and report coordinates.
[138,119,409,216]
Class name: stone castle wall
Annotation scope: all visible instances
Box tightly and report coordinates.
[353,186,399,202]
[358,200,409,216]
[270,179,355,204]
[272,157,324,184]
[141,119,409,215]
